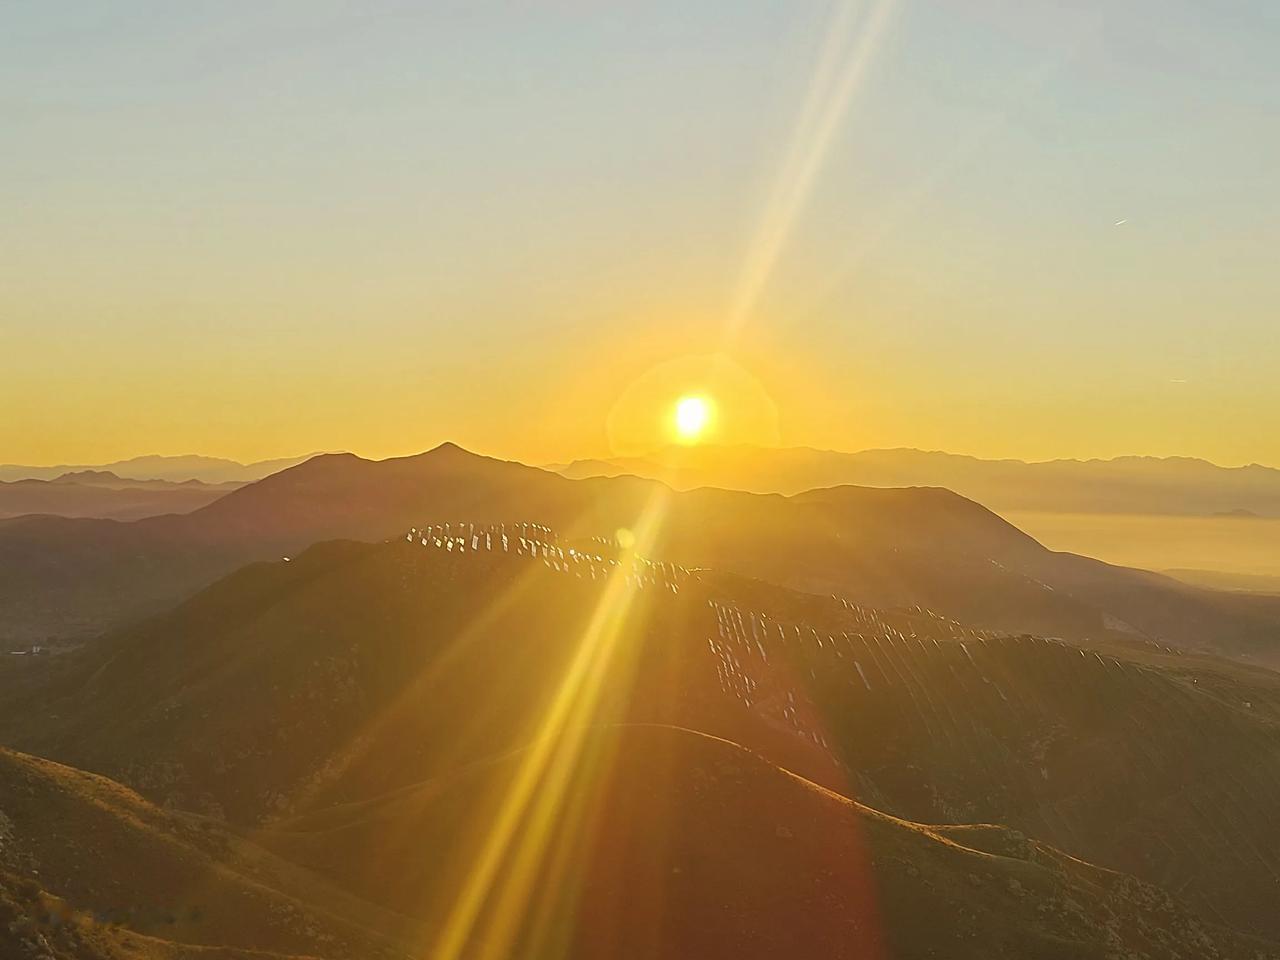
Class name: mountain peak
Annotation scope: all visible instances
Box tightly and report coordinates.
[427,440,471,457]
[51,470,121,484]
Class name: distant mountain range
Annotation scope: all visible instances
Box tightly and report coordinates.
[0,452,321,485]
[553,446,1280,517]
[2,444,1277,665]
[0,470,240,521]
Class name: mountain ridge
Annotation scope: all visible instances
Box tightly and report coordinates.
[1,443,1277,664]
[555,444,1280,516]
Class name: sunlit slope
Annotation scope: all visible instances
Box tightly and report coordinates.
[0,870,281,960]
[10,531,1280,942]
[0,869,332,960]
[11,535,716,820]
[0,748,414,959]
[1,443,1277,660]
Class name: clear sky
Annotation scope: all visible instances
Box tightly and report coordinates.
[4,1,1278,466]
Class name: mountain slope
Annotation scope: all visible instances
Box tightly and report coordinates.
[8,532,1280,942]
[0,748,412,959]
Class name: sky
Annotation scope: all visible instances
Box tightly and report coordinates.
[3,0,1278,467]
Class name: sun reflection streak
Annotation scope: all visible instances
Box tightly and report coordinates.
[431,490,671,960]
[726,0,897,342]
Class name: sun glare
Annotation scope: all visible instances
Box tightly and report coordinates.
[673,395,713,443]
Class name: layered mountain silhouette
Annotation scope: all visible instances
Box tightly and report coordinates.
[1,445,1277,664]
[3,529,1277,957]
[0,471,239,521]
[555,445,1280,517]
[0,453,318,485]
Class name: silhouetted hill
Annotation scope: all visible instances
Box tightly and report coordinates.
[557,445,1280,517]
[1,444,1277,662]
[5,533,1279,952]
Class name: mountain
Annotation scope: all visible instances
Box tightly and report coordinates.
[1,444,1277,664]
[0,472,239,522]
[0,453,319,485]
[4,531,1278,954]
[555,446,1280,594]
[556,445,1280,517]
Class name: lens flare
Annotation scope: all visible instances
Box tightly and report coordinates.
[724,0,897,343]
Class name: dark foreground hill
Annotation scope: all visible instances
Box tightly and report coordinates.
[1,444,1277,663]
[6,531,1280,946]
[0,729,1270,960]
[0,748,410,960]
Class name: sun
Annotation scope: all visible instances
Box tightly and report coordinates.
[673,395,713,444]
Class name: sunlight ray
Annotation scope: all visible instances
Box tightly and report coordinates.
[725,0,897,342]
[432,491,671,960]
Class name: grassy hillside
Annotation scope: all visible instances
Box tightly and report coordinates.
[0,748,411,959]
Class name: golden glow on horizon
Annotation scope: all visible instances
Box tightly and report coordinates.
[673,395,713,444]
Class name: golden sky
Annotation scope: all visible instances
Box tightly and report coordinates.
[4,2,1278,467]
